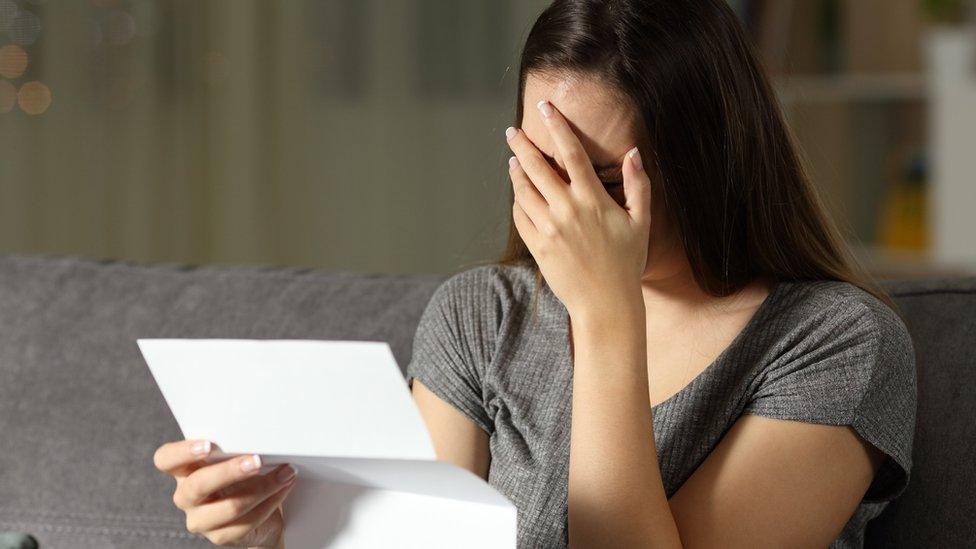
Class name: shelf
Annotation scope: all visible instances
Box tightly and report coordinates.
[851,243,975,279]
[774,73,928,103]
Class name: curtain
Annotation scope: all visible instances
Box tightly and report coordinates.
[0,0,546,275]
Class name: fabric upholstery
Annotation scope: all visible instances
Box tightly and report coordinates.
[0,255,442,548]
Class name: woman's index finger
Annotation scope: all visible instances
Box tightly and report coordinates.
[153,439,212,476]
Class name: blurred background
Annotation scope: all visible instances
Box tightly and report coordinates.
[0,0,973,277]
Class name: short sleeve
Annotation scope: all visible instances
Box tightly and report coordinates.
[405,267,499,435]
[742,291,918,502]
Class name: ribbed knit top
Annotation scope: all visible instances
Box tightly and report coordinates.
[405,263,916,548]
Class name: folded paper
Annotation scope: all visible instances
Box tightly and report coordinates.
[138,339,516,548]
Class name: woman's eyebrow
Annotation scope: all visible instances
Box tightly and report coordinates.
[539,150,624,179]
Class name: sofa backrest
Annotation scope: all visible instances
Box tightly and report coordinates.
[0,255,972,547]
[866,277,976,547]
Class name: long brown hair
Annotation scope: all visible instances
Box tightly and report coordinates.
[497,0,893,309]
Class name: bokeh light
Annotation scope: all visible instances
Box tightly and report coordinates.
[0,80,16,113]
[17,80,51,115]
[8,9,41,46]
[0,44,28,79]
[102,10,135,46]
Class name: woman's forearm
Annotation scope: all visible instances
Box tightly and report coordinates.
[567,292,682,548]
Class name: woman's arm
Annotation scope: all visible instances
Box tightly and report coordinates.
[669,415,884,547]
[505,99,676,545]
[567,297,680,547]
[568,298,884,548]
[412,379,491,480]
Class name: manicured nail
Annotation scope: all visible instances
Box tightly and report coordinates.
[505,127,517,140]
[508,156,519,169]
[629,147,643,171]
[241,454,261,473]
[275,465,297,484]
[536,99,553,118]
[190,440,211,456]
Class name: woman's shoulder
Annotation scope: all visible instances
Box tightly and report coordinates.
[429,261,542,310]
[746,278,917,502]
[771,278,912,354]
[755,278,917,432]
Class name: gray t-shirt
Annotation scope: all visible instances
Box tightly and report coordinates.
[405,263,916,548]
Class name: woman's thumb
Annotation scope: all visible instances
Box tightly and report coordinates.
[622,146,651,224]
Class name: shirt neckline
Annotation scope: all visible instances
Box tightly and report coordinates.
[549,278,789,411]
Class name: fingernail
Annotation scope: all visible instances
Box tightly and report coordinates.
[275,465,297,484]
[190,440,211,456]
[505,127,517,140]
[241,454,261,473]
[536,100,553,119]
[629,147,643,171]
[508,156,519,169]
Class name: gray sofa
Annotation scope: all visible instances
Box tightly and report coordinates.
[0,255,973,547]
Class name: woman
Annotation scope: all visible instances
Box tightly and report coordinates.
[153,0,916,547]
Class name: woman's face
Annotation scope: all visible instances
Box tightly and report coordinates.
[520,71,679,279]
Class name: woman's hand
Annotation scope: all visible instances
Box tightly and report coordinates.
[154,439,298,548]
[506,99,652,318]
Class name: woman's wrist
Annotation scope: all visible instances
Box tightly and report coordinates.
[567,288,647,376]
[567,285,645,329]
[568,287,648,379]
